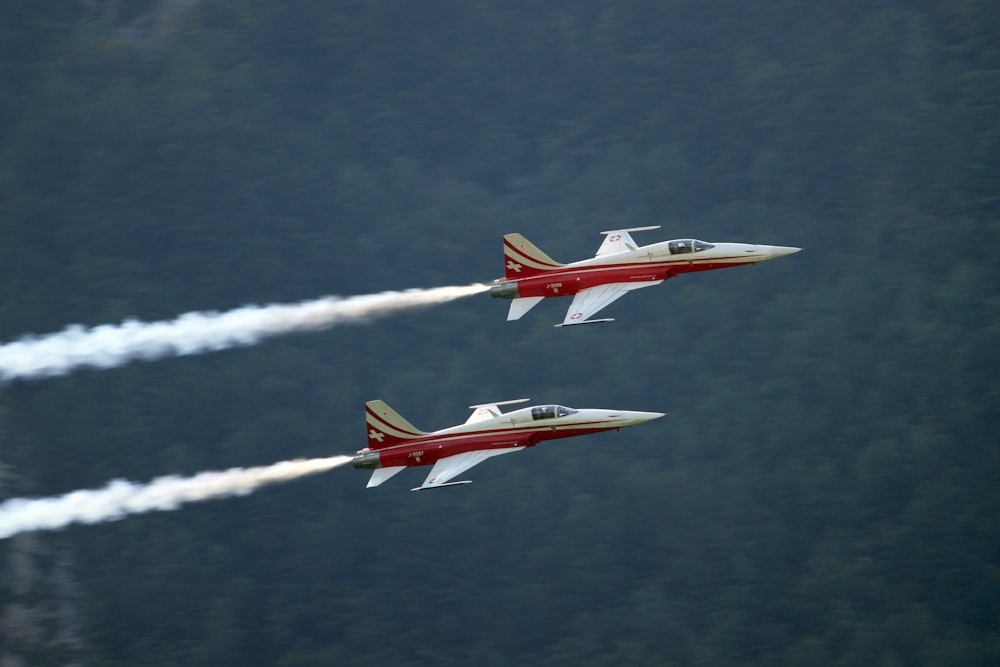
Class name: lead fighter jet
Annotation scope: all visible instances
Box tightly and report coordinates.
[489,226,801,325]
[353,399,664,490]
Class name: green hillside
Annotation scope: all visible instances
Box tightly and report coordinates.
[1,2,997,665]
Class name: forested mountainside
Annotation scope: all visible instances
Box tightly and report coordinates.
[2,2,997,665]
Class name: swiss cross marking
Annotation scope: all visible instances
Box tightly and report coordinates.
[506,260,523,273]
[369,428,385,442]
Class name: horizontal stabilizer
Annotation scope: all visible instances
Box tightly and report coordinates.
[367,466,406,488]
[554,318,615,327]
[507,296,544,321]
[411,480,472,491]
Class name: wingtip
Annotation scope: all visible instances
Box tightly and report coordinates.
[411,480,473,491]
[554,318,615,327]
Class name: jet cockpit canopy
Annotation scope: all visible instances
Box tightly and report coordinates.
[668,239,715,255]
[531,405,578,420]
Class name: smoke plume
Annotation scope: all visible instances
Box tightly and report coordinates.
[0,456,353,539]
[0,284,487,381]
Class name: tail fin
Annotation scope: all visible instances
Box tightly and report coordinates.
[503,233,564,279]
[365,400,427,450]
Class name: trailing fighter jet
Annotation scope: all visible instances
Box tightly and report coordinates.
[489,226,801,325]
[353,398,664,490]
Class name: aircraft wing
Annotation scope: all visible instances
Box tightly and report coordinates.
[465,399,531,424]
[413,447,524,490]
[596,226,661,257]
[558,281,662,326]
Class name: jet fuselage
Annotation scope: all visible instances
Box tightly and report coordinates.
[354,406,663,472]
[491,241,801,300]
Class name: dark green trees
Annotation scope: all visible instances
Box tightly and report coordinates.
[2,2,997,665]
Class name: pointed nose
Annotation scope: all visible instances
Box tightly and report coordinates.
[620,410,666,426]
[768,245,801,258]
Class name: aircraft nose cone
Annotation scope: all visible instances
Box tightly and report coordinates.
[769,245,802,258]
[623,410,666,425]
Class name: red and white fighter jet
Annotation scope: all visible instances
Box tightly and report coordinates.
[353,398,664,490]
[489,226,801,325]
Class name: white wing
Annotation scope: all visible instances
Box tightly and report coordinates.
[559,281,662,325]
[596,231,638,256]
[414,447,524,489]
[465,399,530,424]
[595,226,661,257]
[465,406,502,424]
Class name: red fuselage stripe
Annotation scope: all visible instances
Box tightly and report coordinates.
[500,256,754,298]
[374,418,618,450]
[374,423,620,469]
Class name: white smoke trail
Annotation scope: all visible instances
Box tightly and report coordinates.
[0,284,488,381]
[0,455,353,539]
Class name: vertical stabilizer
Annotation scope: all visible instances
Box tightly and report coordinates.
[503,233,564,279]
[365,400,427,450]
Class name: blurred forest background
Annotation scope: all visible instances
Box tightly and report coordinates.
[1,1,998,665]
